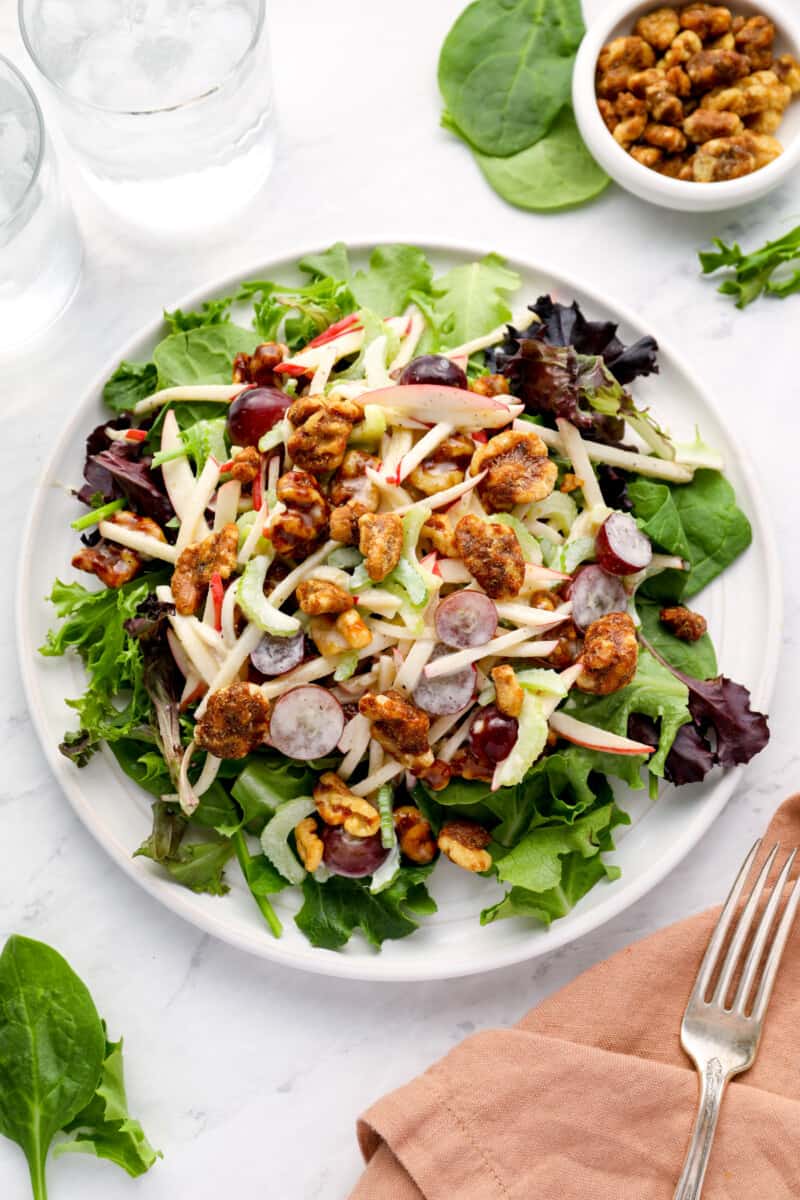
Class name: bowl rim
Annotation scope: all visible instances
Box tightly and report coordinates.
[573,0,800,203]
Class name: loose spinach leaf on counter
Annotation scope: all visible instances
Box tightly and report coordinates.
[699,223,800,307]
[448,107,609,212]
[0,936,159,1199]
[103,360,158,414]
[438,0,585,157]
[629,470,751,601]
[295,867,437,950]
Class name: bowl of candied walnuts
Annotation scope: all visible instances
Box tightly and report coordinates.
[573,0,800,210]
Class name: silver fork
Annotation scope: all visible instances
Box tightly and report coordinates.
[674,840,800,1200]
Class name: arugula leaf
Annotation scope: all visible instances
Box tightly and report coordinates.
[417,253,520,350]
[350,244,434,316]
[629,471,751,600]
[294,867,436,949]
[240,275,356,351]
[102,361,158,415]
[438,0,585,158]
[136,837,235,895]
[636,599,718,679]
[57,1034,161,1177]
[153,323,260,387]
[699,223,800,307]
[454,107,609,211]
[163,295,235,332]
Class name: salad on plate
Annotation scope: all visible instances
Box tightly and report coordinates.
[42,243,769,951]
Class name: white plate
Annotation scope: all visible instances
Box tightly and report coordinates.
[17,242,781,982]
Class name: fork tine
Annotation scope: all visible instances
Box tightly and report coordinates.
[711,843,780,1006]
[733,849,796,1014]
[689,839,761,1004]
[751,866,800,1025]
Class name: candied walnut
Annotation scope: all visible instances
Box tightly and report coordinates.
[438,820,492,873]
[733,14,775,70]
[702,69,789,114]
[679,153,698,178]
[746,108,782,134]
[660,605,708,641]
[172,523,238,616]
[271,469,328,560]
[72,540,141,588]
[614,113,648,146]
[393,806,437,864]
[449,745,494,783]
[308,615,350,657]
[598,97,619,131]
[683,107,743,140]
[419,512,456,559]
[358,512,404,582]
[529,589,559,612]
[644,121,688,151]
[629,69,684,122]
[454,514,525,600]
[314,772,380,837]
[195,682,271,759]
[680,3,732,39]
[741,130,783,169]
[597,36,656,97]
[662,29,703,68]
[232,342,285,386]
[419,759,452,792]
[470,429,557,512]
[635,7,680,51]
[708,31,735,50]
[329,449,381,511]
[577,612,638,697]
[286,393,364,475]
[491,665,524,719]
[560,472,583,493]
[296,578,353,616]
[295,817,323,872]
[329,502,368,545]
[543,619,582,670]
[666,64,692,94]
[615,90,647,118]
[226,445,261,485]
[469,373,511,397]
[657,153,691,177]
[692,134,755,179]
[686,49,749,91]
[408,433,475,497]
[358,690,434,773]
[335,608,372,650]
[774,53,800,95]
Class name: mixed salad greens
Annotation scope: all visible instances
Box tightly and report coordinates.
[42,243,769,951]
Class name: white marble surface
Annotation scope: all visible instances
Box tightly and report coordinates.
[1,2,799,1196]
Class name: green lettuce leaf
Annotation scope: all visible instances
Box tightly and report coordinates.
[135,836,234,896]
[415,253,520,350]
[102,361,158,414]
[350,244,434,317]
[295,866,437,950]
[163,296,235,332]
[298,242,352,281]
[153,324,260,387]
[230,751,333,834]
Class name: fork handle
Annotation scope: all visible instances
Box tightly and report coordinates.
[674,1057,729,1200]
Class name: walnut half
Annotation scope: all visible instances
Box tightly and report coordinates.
[438,820,492,873]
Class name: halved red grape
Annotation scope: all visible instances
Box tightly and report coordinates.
[412,646,476,715]
[321,828,389,877]
[250,631,305,677]
[595,512,653,576]
[435,591,498,649]
[399,355,468,390]
[268,685,344,760]
[226,386,291,446]
[469,705,518,764]
[570,564,628,632]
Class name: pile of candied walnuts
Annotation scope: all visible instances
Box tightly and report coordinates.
[596,3,800,181]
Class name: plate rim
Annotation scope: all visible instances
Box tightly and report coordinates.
[16,237,783,982]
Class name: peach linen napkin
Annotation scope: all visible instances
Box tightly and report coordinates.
[350,795,800,1199]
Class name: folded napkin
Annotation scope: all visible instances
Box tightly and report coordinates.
[351,795,800,1199]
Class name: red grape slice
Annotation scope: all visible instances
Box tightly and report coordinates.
[435,591,498,649]
[413,646,476,715]
[570,564,628,632]
[399,354,468,390]
[226,386,291,447]
[321,828,389,878]
[250,631,305,677]
[595,512,653,576]
[469,705,518,764]
[268,685,344,760]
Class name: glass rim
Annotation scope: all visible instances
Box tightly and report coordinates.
[0,54,45,232]
[18,0,267,117]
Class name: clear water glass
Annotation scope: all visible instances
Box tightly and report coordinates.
[19,0,276,236]
[0,56,82,354]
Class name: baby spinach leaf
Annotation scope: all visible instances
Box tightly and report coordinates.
[136,837,235,895]
[456,107,609,211]
[438,0,585,157]
[103,361,158,414]
[153,324,260,388]
[636,599,718,680]
[629,470,751,600]
[0,938,106,1199]
[57,1035,161,1177]
[295,867,436,950]
[417,253,520,350]
[350,244,434,316]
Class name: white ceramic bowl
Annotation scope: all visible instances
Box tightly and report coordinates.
[573,0,800,211]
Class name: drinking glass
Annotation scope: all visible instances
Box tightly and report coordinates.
[0,56,82,354]
[19,0,276,236]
